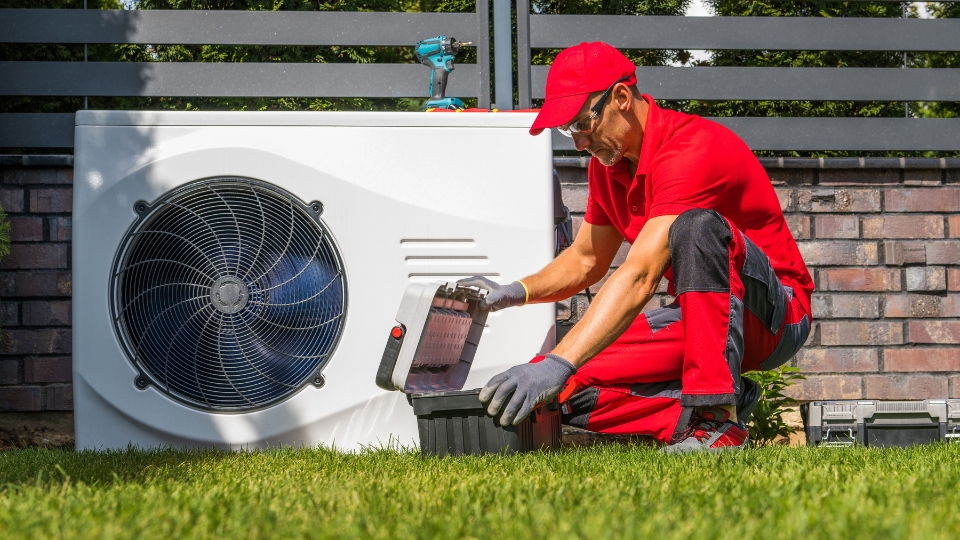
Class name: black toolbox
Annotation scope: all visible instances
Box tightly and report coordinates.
[376,282,562,457]
[804,399,960,447]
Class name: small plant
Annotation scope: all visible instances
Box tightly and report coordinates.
[743,365,806,446]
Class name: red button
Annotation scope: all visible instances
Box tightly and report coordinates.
[631,205,638,212]
[390,326,404,339]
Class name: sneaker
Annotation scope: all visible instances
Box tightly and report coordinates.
[662,406,749,454]
[737,376,761,426]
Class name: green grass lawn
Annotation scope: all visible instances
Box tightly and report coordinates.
[1,443,958,539]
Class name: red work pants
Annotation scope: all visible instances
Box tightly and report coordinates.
[556,209,810,443]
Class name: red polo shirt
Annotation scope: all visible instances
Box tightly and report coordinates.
[584,95,813,316]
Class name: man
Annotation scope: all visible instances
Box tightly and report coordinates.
[460,42,812,452]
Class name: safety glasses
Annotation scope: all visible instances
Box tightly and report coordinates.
[556,76,632,138]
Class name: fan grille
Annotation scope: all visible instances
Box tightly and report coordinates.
[111,178,346,411]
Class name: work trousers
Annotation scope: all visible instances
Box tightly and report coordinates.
[556,209,810,443]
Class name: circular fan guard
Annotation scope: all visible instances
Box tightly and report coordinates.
[111,178,347,411]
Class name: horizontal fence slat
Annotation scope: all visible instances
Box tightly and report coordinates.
[0,62,478,98]
[0,113,75,148]
[531,66,960,101]
[531,15,960,51]
[552,118,960,151]
[0,9,479,46]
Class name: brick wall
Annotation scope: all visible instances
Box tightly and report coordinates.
[0,156,957,414]
[0,157,73,413]
[556,157,960,402]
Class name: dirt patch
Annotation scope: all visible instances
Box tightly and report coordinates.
[0,412,74,450]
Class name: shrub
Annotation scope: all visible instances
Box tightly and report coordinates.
[743,365,805,446]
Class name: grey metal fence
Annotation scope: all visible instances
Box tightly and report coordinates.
[4,4,960,152]
[516,1,960,151]
[0,7,491,147]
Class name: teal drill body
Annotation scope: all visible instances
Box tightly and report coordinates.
[415,36,468,110]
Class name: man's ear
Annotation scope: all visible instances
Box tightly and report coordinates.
[615,83,633,111]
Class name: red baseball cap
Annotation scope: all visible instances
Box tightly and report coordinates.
[529,42,637,136]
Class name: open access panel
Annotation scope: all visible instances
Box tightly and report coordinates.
[376,282,561,456]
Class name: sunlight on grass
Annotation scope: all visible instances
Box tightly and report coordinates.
[1,444,958,539]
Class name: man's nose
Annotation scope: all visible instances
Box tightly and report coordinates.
[572,133,591,152]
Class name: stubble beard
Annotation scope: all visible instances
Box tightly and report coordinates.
[591,141,623,167]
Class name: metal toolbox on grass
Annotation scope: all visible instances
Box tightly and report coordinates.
[804,399,960,447]
[376,282,561,457]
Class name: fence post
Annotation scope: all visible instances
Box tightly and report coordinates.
[476,0,492,109]
[516,0,531,109]
[493,0,514,109]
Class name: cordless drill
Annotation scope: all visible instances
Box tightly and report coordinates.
[415,36,471,110]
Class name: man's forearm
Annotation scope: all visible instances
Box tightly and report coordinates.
[520,247,605,304]
[551,263,660,367]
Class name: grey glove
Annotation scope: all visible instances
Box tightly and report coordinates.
[457,276,527,311]
[479,354,577,426]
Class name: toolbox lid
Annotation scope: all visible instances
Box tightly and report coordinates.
[375,281,489,394]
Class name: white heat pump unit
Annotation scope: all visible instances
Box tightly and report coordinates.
[73,111,556,451]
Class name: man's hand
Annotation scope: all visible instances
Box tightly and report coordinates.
[479,354,576,426]
[457,276,527,311]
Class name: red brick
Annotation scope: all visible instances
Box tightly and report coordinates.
[905,267,946,292]
[820,321,903,345]
[784,215,810,240]
[7,216,43,242]
[45,385,73,411]
[814,215,859,239]
[0,387,42,412]
[884,294,944,318]
[22,301,71,326]
[811,294,879,319]
[908,321,960,344]
[23,357,72,383]
[903,169,942,186]
[0,302,18,327]
[942,295,960,317]
[819,169,899,185]
[28,188,72,213]
[819,268,901,291]
[0,359,19,384]
[798,241,877,266]
[882,241,926,266]
[796,348,878,373]
[0,329,71,355]
[0,271,72,298]
[949,216,960,238]
[885,188,960,212]
[49,217,72,242]
[2,168,71,185]
[951,269,960,291]
[862,215,944,239]
[562,184,588,213]
[885,349,960,372]
[864,374,947,400]
[796,189,881,213]
[786,375,862,401]
[924,241,960,265]
[0,244,68,270]
[0,187,25,213]
[775,188,793,212]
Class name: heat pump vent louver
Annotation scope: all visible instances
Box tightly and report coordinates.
[111,178,347,411]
